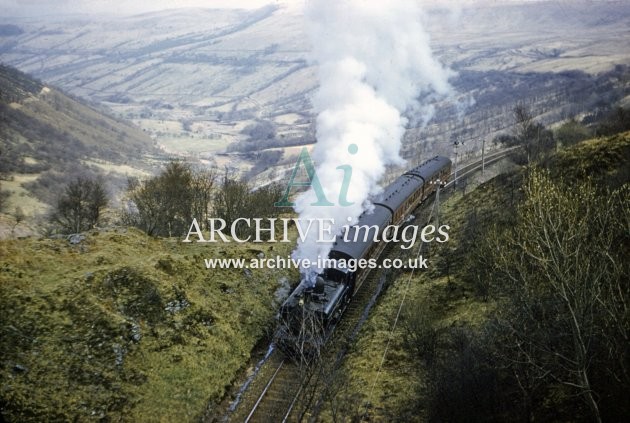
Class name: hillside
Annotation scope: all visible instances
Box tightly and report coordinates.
[321,132,630,421]
[0,133,627,421]
[0,1,629,420]
[0,65,158,234]
[0,65,154,171]
[1,1,629,181]
[0,228,297,421]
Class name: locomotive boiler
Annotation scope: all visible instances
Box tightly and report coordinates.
[275,156,452,360]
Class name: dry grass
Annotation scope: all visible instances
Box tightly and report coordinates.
[0,228,298,421]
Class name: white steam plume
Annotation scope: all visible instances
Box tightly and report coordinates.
[294,0,455,282]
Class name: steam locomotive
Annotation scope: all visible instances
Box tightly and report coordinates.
[275,156,452,360]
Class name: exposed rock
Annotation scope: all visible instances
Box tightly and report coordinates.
[112,343,125,367]
[68,234,86,245]
[13,364,28,373]
[165,298,190,314]
[130,323,142,343]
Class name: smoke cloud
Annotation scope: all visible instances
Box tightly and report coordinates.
[293,0,455,283]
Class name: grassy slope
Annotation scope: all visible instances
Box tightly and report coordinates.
[0,64,154,163]
[0,228,298,421]
[2,133,627,421]
[328,131,630,421]
[0,65,158,228]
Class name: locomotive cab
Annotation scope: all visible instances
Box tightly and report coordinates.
[325,265,355,295]
[324,266,354,286]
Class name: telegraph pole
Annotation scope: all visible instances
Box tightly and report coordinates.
[482,137,486,176]
[432,178,446,227]
[453,140,462,188]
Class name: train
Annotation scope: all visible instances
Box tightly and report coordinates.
[274,156,452,361]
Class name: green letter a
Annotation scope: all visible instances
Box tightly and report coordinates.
[275,147,333,207]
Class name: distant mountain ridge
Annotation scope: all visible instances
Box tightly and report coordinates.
[1,1,629,185]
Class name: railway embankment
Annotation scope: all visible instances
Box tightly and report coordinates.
[320,131,629,422]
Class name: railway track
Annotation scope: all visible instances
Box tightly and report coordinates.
[219,146,518,422]
[239,355,304,423]
[224,258,393,422]
[446,146,519,188]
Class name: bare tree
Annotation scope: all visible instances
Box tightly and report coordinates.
[190,167,217,229]
[122,161,215,237]
[513,103,534,142]
[51,176,108,233]
[213,167,249,233]
[490,170,629,423]
[511,103,557,163]
[213,168,283,239]
[275,306,325,368]
[513,103,538,164]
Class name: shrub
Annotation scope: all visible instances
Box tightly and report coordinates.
[50,176,108,233]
